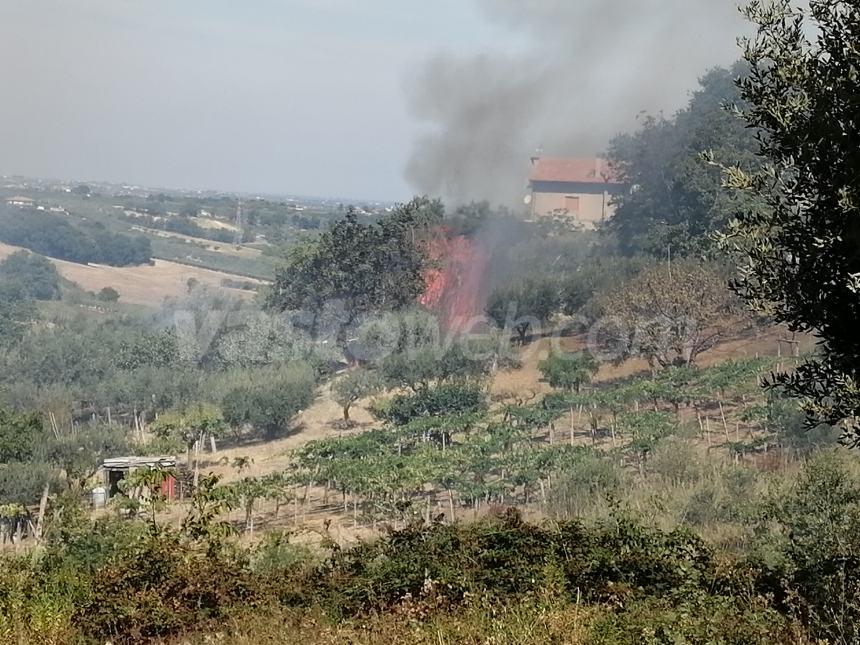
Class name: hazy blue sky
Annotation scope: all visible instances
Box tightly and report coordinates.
[0,1,744,201]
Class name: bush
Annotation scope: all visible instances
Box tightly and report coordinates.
[97,286,120,303]
[0,497,835,643]
[73,529,264,643]
[648,438,703,485]
[372,382,486,426]
[591,592,797,644]
[763,452,860,642]
[0,407,43,463]
[549,452,624,519]
[768,395,839,455]
[221,365,317,439]
[315,510,731,618]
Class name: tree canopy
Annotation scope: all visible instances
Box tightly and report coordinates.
[538,351,599,392]
[485,279,560,343]
[597,260,742,370]
[266,197,442,339]
[607,62,762,256]
[331,369,384,421]
[721,0,860,441]
[0,251,61,301]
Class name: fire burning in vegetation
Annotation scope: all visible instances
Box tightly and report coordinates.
[420,232,489,333]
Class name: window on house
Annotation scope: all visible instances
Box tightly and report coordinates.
[564,195,580,213]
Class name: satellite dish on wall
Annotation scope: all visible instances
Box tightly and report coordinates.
[523,194,533,205]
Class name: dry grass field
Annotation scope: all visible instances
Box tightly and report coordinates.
[0,241,265,306]
[192,215,241,232]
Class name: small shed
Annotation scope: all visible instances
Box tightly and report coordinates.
[102,456,177,500]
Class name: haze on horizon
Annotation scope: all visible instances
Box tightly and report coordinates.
[0,0,746,202]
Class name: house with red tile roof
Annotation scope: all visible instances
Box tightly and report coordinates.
[527,157,627,228]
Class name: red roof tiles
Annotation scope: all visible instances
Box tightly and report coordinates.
[529,157,623,185]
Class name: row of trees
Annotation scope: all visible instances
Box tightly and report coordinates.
[270,356,791,529]
[485,258,746,372]
[0,206,152,266]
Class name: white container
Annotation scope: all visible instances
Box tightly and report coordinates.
[91,486,107,509]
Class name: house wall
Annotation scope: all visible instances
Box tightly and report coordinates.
[532,191,616,228]
[529,180,624,228]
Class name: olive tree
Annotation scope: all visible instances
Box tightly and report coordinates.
[486,279,560,344]
[331,369,384,422]
[538,351,599,393]
[720,0,860,441]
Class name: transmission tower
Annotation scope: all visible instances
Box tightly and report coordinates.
[233,199,245,245]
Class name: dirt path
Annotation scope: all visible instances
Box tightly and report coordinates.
[201,382,377,481]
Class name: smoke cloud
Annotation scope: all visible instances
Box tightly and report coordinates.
[405,0,748,206]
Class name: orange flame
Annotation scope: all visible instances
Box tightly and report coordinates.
[421,232,488,333]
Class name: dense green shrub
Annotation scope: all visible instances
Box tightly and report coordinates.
[591,592,797,644]
[0,407,43,462]
[761,452,860,642]
[221,365,317,439]
[0,495,846,644]
[97,286,121,303]
[372,382,486,426]
[73,529,263,643]
[315,510,724,617]
[0,250,61,301]
[538,350,599,392]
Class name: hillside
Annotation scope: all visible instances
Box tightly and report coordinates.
[0,241,264,306]
[181,326,808,544]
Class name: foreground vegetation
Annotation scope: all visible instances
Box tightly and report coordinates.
[5,447,860,643]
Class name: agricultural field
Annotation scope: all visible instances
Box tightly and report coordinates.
[0,183,377,279]
[187,329,811,539]
[1,5,859,642]
[0,241,263,306]
[0,182,848,645]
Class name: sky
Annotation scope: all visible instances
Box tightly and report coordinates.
[0,0,746,201]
